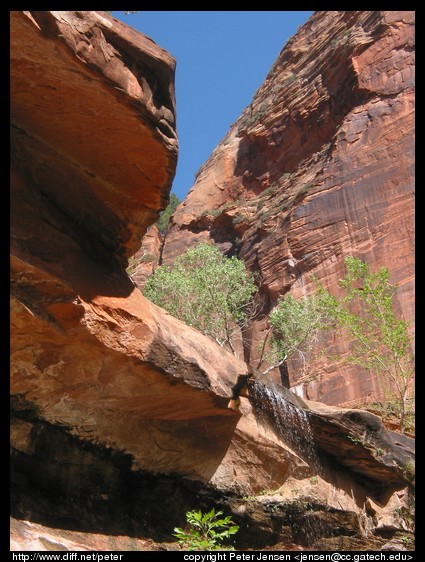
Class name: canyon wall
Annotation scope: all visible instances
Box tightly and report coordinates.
[10,11,414,550]
[162,10,415,407]
[11,9,255,491]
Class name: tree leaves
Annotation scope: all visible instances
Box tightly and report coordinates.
[263,292,332,374]
[173,508,239,550]
[143,242,257,354]
[317,257,415,433]
[155,193,181,234]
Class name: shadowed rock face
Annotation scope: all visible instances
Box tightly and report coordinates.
[9,9,299,496]
[10,11,414,551]
[161,10,415,407]
[10,10,221,481]
[11,11,178,263]
[248,379,414,490]
[11,394,414,549]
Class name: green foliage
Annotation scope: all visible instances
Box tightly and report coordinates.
[232,212,246,225]
[155,193,181,235]
[347,435,364,445]
[126,252,156,275]
[366,398,415,436]
[261,292,330,373]
[404,459,415,486]
[173,508,239,551]
[237,101,269,132]
[259,184,278,198]
[395,492,415,533]
[140,253,156,263]
[126,255,138,275]
[294,182,313,201]
[201,208,222,218]
[143,242,257,354]
[317,257,415,433]
[258,488,277,496]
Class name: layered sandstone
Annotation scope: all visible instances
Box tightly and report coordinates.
[127,225,162,288]
[10,9,313,504]
[11,9,254,488]
[10,517,160,552]
[10,11,414,550]
[162,11,415,407]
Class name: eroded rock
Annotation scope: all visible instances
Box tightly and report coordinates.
[161,10,415,408]
[10,10,415,551]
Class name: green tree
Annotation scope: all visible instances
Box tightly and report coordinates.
[317,256,415,433]
[155,193,181,235]
[173,508,239,551]
[143,242,257,355]
[258,293,330,375]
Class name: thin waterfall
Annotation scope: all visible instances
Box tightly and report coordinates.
[249,375,319,469]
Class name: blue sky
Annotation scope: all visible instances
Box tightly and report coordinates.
[112,11,314,202]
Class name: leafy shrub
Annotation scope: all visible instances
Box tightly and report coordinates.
[155,193,181,234]
[261,293,330,374]
[316,257,415,433]
[144,242,257,354]
[173,508,239,551]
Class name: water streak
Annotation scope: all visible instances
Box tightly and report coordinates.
[250,377,319,468]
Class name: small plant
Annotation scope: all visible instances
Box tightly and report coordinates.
[347,435,364,445]
[232,212,246,225]
[126,255,139,275]
[280,73,296,89]
[257,292,331,375]
[310,476,319,485]
[400,534,410,545]
[256,209,273,226]
[295,182,313,200]
[404,459,415,485]
[259,184,277,198]
[173,508,239,551]
[375,448,384,456]
[144,242,257,355]
[155,192,181,234]
[201,208,222,218]
[316,257,415,434]
[140,253,156,263]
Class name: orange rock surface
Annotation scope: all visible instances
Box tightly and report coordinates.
[10,11,414,550]
[9,10,302,495]
[128,225,162,288]
[163,11,415,406]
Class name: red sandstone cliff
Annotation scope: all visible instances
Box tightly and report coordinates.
[10,8,329,513]
[162,10,415,407]
[127,225,162,287]
[10,11,414,551]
